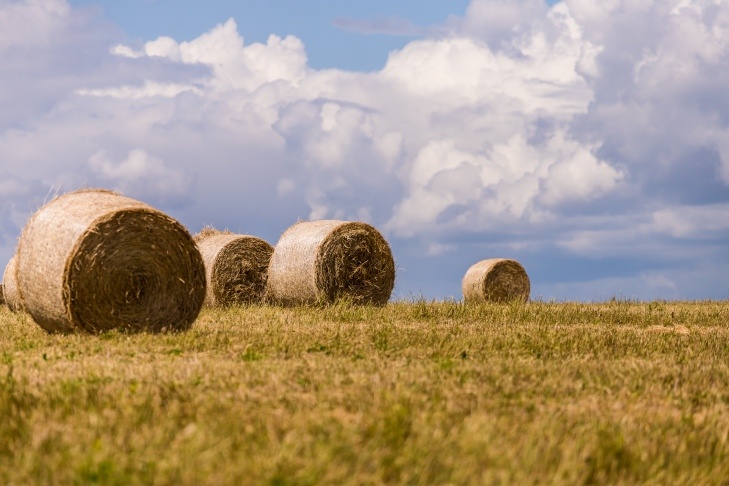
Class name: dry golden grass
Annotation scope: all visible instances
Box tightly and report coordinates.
[1,300,728,484]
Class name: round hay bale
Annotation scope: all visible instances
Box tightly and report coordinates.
[2,255,24,312]
[16,189,206,333]
[462,258,530,303]
[267,220,395,306]
[195,229,273,307]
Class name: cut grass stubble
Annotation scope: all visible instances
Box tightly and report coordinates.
[0,300,728,484]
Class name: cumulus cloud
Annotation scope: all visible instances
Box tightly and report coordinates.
[88,149,194,207]
[0,0,70,50]
[569,0,729,192]
[1,0,728,300]
[109,19,308,94]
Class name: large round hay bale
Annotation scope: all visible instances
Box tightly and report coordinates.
[462,258,530,303]
[16,189,206,333]
[267,220,395,306]
[194,229,273,307]
[2,255,24,312]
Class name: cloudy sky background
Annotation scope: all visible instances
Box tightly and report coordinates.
[1,0,728,301]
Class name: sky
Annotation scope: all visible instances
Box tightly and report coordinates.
[1,0,728,302]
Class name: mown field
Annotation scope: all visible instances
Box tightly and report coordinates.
[1,300,729,485]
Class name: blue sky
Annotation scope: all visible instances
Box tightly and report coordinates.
[67,0,473,71]
[1,0,729,301]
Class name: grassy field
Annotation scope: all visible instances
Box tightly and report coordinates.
[1,300,729,485]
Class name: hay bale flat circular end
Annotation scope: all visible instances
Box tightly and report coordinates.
[17,189,206,333]
[462,258,530,303]
[196,230,273,307]
[3,255,24,312]
[267,220,395,306]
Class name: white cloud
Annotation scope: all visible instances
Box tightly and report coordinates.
[651,204,729,238]
[86,0,617,237]
[111,18,308,94]
[110,44,142,59]
[88,149,193,206]
[77,81,202,99]
[455,0,551,49]
[388,130,624,236]
[539,136,624,207]
[567,0,729,179]
[143,36,183,61]
[0,0,70,50]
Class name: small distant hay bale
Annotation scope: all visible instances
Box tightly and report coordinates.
[194,228,273,307]
[16,189,206,333]
[462,258,530,303]
[2,255,24,312]
[267,220,395,306]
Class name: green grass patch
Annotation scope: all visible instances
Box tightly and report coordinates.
[0,300,728,484]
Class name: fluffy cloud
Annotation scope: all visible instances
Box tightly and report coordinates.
[0,0,70,50]
[113,19,308,94]
[88,149,194,206]
[1,0,728,300]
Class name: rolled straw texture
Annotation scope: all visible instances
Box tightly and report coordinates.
[3,255,24,312]
[17,189,206,333]
[267,220,395,306]
[462,258,530,303]
[196,231,273,307]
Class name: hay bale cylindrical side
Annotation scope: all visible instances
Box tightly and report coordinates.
[17,189,206,333]
[267,220,395,306]
[462,258,530,304]
[195,231,273,307]
[3,255,24,312]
